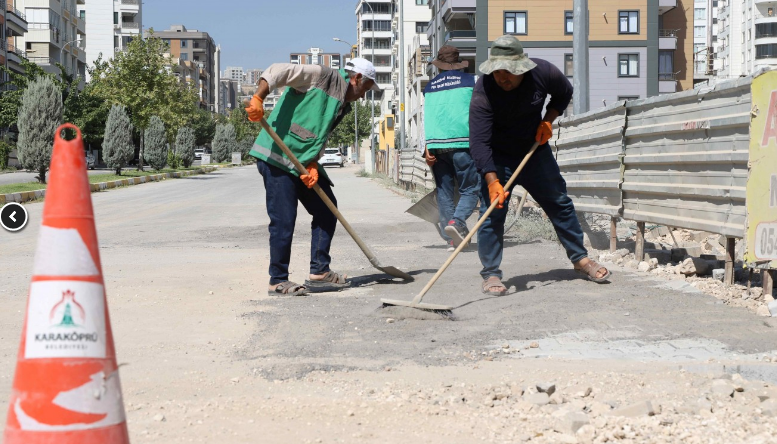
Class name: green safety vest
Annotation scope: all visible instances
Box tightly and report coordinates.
[250,67,349,177]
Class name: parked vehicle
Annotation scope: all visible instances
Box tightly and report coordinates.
[320,148,344,168]
[194,148,204,160]
[85,152,96,170]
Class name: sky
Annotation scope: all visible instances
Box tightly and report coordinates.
[143,0,359,72]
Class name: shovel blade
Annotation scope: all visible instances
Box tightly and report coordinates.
[378,266,414,281]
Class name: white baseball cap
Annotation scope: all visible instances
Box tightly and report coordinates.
[345,58,381,91]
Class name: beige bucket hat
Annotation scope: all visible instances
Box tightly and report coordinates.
[478,35,537,75]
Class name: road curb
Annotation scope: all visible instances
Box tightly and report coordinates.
[0,165,224,205]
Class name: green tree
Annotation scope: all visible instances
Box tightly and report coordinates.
[212,123,236,163]
[17,77,63,183]
[191,108,216,147]
[0,59,51,129]
[228,106,262,143]
[327,101,372,149]
[89,30,199,170]
[175,127,196,168]
[238,137,253,162]
[102,104,134,175]
[144,116,167,171]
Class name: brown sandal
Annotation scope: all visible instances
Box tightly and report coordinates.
[268,281,309,297]
[574,259,611,283]
[305,271,350,288]
[482,276,508,296]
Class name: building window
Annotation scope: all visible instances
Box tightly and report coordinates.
[694,8,706,20]
[113,11,118,25]
[564,54,573,76]
[362,2,392,14]
[504,11,527,35]
[376,73,391,84]
[180,40,188,48]
[415,0,428,4]
[756,44,777,59]
[659,50,674,80]
[180,53,188,61]
[364,38,391,49]
[565,11,573,34]
[618,53,639,77]
[618,11,639,34]
[362,20,392,31]
[694,26,705,38]
[79,10,85,20]
[416,21,428,33]
[757,23,777,38]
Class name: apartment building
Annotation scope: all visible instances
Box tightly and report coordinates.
[692,0,717,84]
[3,0,29,80]
[78,0,141,80]
[147,25,218,111]
[716,0,777,79]
[18,0,86,80]
[356,0,394,116]
[245,68,262,86]
[223,66,244,82]
[425,0,693,112]
[290,47,342,69]
[391,0,431,152]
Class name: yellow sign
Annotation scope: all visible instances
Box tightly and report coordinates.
[745,71,777,270]
[400,103,405,112]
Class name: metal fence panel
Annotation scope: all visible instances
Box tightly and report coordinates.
[399,150,434,191]
[622,76,752,237]
[555,103,626,217]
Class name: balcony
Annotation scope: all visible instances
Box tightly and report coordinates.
[5,1,28,36]
[440,0,476,23]
[659,72,678,93]
[659,29,678,50]
[658,0,677,14]
[444,30,476,44]
[119,0,140,12]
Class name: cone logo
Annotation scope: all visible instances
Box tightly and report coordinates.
[4,124,130,443]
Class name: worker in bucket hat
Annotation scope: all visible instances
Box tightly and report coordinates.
[469,35,612,295]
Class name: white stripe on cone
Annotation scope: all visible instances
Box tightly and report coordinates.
[33,226,99,276]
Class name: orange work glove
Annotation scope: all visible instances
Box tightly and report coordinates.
[245,95,265,122]
[300,162,319,189]
[488,180,510,209]
[536,120,553,145]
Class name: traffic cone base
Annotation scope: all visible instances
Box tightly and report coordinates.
[4,124,129,443]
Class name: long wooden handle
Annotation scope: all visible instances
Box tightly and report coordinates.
[411,142,541,304]
[259,119,384,268]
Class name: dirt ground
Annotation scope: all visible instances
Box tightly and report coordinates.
[1,165,777,443]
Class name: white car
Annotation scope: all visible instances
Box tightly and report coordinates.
[320,148,344,167]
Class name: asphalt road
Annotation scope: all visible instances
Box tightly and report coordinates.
[1,164,776,442]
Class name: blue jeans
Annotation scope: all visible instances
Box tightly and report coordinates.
[257,160,337,285]
[477,144,588,279]
[432,150,481,241]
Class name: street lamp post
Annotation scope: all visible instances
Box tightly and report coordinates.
[333,37,359,164]
[60,38,81,77]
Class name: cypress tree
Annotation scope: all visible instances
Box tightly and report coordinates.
[16,77,63,183]
[102,104,134,175]
[175,127,196,168]
[143,115,167,171]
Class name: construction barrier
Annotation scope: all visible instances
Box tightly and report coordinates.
[554,69,777,279]
[4,124,130,443]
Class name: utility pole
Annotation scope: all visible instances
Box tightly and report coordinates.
[398,0,406,154]
[572,0,589,115]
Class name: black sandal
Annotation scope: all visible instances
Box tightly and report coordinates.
[268,281,309,297]
[305,271,350,289]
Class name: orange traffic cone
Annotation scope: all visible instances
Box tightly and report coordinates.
[3,124,130,443]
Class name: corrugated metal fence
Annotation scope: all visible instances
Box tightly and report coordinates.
[555,74,753,239]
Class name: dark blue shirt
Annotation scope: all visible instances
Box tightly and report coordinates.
[469,58,573,174]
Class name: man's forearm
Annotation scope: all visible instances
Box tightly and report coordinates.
[254,79,270,101]
[543,108,561,124]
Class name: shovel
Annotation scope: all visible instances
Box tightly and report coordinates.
[258,119,413,281]
[381,141,541,311]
